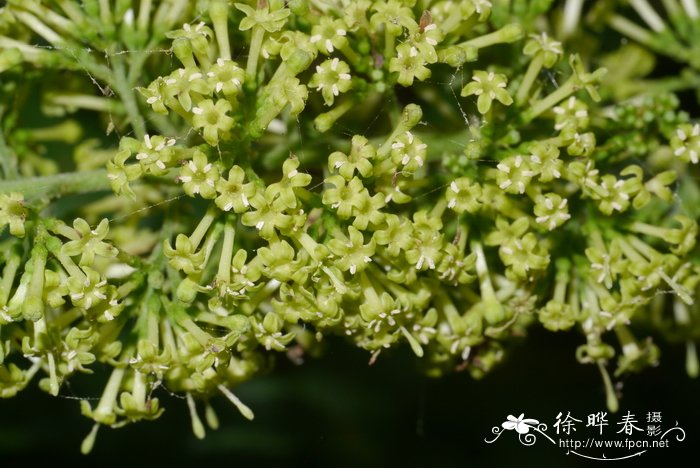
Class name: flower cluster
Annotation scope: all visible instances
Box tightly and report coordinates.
[1,0,700,453]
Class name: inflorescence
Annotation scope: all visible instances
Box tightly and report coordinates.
[0,0,699,453]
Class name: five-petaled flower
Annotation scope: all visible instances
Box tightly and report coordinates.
[191,99,235,146]
[235,1,290,32]
[215,165,258,213]
[523,32,563,67]
[308,57,352,106]
[178,150,220,199]
[462,70,513,114]
[309,17,348,55]
[0,192,27,238]
[207,58,245,98]
[670,123,700,164]
[61,218,118,266]
[390,43,431,87]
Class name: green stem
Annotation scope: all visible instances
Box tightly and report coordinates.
[94,365,126,421]
[0,36,48,63]
[429,198,447,219]
[658,270,694,305]
[0,252,20,306]
[560,0,583,38]
[0,111,16,180]
[608,14,655,46]
[216,222,236,285]
[47,94,124,114]
[400,326,425,357]
[597,360,619,413]
[200,222,224,275]
[433,287,464,334]
[56,0,89,27]
[0,169,109,198]
[628,221,671,240]
[297,232,323,262]
[249,102,284,137]
[614,325,639,359]
[339,44,363,71]
[218,384,255,420]
[384,28,396,64]
[13,10,63,46]
[176,313,212,346]
[210,0,232,60]
[241,279,282,314]
[132,370,148,406]
[662,0,682,18]
[189,208,218,249]
[686,341,699,378]
[15,1,74,36]
[441,9,468,33]
[321,266,347,295]
[681,0,700,18]
[359,271,381,310]
[161,319,179,363]
[52,249,85,280]
[25,120,82,143]
[629,0,666,32]
[626,235,658,260]
[110,54,146,138]
[46,351,59,396]
[471,241,498,304]
[24,243,47,321]
[24,360,42,386]
[98,0,113,29]
[153,0,189,34]
[138,0,153,31]
[608,236,641,262]
[128,37,159,84]
[460,24,522,49]
[377,110,419,158]
[314,99,355,133]
[52,307,83,330]
[267,49,311,84]
[620,71,700,97]
[516,53,544,105]
[186,393,206,439]
[568,271,580,319]
[457,221,469,253]
[246,26,265,86]
[523,77,577,122]
[146,296,160,345]
[553,259,570,303]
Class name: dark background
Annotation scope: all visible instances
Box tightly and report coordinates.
[0,327,697,468]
